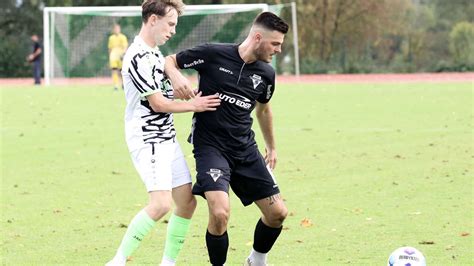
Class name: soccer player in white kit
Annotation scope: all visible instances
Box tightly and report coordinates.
[106,1,220,265]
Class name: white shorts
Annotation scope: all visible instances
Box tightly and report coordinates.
[129,142,192,192]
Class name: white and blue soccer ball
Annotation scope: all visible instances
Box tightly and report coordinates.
[387,246,426,266]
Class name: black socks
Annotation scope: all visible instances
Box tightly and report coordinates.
[205,219,283,265]
[206,230,229,266]
[253,218,282,253]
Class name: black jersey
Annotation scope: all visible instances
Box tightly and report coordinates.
[176,43,275,156]
[32,41,42,62]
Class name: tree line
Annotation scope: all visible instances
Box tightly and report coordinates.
[1,0,472,77]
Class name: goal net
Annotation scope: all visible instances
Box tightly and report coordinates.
[43,4,292,85]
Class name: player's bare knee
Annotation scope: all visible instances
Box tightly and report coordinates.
[268,205,288,226]
[188,196,197,211]
[210,208,229,228]
[147,202,172,219]
[276,205,288,224]
[209,219,228,236]
[177,195,197,215]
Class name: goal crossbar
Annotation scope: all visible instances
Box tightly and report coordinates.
[43,3,300,85]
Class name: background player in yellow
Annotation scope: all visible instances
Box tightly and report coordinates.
[108,24,128,90]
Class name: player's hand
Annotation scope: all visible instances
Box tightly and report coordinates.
[191,92,221,112]
[172,75,195,100]
[27,54,34,62]
[265,148,277,170]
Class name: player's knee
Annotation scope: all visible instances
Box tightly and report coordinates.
[210,208,230,227]
[209,214,228,235]
[271,205,288,225]
[148,202,172,219]
[180,196,197,214]
[189,196,197,211]
[278,205,288,223]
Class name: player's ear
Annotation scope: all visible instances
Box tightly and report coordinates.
[150,14,157,26]
[255,32,262,43]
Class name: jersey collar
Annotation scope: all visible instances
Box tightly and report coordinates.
[235,43,257,65]
[135,36,160,54]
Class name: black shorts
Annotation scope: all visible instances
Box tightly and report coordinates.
[192,145,280,206]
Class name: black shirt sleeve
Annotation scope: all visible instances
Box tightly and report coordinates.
[257,70,275,104]
[175,43,211,71]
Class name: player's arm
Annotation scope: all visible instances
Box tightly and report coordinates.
[165,54,195,100]
[108,36,113,54]
[28,45,42,61]
[128,52,220,113]
[34,46,42,57]
[165,44,212,100]
[121,35,128,55]
[256,102,277,170]
[146,91,220,113]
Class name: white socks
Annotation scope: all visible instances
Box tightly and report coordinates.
[107,248,176,266]
[160,256,176,266]
[106,250,127,266]
[247,248,267,266]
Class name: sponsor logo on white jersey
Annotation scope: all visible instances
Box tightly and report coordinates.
[249,74,262,89]
[219,67,234,75]
[207,168,223,182]
[219,91,252,110]
[183,59,204,68]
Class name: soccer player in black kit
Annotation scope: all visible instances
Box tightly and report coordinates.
[165,12,289,266]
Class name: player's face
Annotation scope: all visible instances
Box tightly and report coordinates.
[151,8,178,46]
[113,25,121,34]
[255,30,285,63]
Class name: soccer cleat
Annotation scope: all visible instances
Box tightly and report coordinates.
[244,257,272,266]
[105,258,126,266]
[159,257,176,266]
[244,257,252,266]
[105,261,125,266]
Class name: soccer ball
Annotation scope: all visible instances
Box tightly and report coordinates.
[387,246,426,266]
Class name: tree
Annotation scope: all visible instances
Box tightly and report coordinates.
[449,21,474,66]
[2,0,473,76]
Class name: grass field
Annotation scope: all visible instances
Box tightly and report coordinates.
[1,81,472,265]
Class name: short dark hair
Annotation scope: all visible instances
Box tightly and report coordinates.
[253,12,289,34]
[142,0,185,23]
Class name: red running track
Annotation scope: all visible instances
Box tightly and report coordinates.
[1,72,472,86]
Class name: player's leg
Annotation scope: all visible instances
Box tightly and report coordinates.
[107,145,174,266]
[161,143,196,266]
[107,191,172,266]
[205,191,230,266]
[231,149,287,266]
[248,193,287,266]
[117,60,124,90]
[112,68,120,90]
[109,53,120,90]
[33,60,41,85]
[191,146,232,266]
[160,184,195,266]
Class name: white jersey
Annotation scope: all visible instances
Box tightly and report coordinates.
[122,36,176,152]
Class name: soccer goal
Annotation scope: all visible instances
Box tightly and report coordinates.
[43,3,299,85]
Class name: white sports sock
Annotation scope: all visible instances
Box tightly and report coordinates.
[106,250,127,266]
[247,248,267,266]
[160,256,176,266]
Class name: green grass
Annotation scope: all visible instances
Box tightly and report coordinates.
[1,82,472,265]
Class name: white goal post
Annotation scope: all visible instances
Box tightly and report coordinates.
[43,3,299,85]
